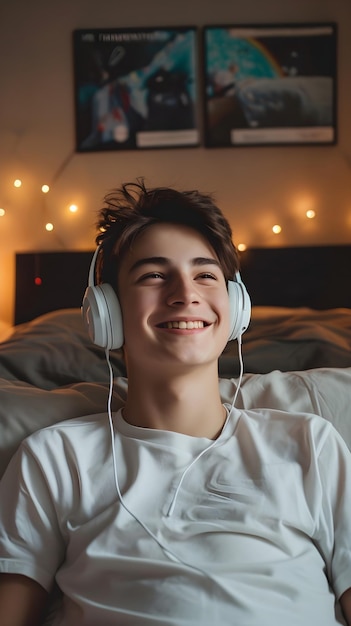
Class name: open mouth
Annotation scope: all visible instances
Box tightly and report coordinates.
[158,321,209,329]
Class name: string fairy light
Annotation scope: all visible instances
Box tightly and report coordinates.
[2,145,348,250]
[38,150,76,235]
[306,210,316,219]
[237,243,247,252]
[0,145,78,244]
[272,224,282,234]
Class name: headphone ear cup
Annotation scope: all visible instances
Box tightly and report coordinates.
[82,283,124,350]
[227,280,251,341]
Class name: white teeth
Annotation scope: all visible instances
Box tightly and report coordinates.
[166,321,204,329]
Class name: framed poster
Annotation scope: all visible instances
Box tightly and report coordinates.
[203,23,337,147]
[73,27,199,151]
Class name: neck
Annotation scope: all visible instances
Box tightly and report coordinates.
[123,364,225,439]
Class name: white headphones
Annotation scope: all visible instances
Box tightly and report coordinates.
[82,245,251,350]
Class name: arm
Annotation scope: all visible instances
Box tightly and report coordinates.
[0,442,65,626]
[340,588,351,626]
[0,574,48,626]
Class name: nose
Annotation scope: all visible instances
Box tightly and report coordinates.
[166,273,200,306]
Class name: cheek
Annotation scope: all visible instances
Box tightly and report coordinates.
[217,291,232,342]
[119,291,153,336]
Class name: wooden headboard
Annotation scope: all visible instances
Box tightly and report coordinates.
[15,245,351,325]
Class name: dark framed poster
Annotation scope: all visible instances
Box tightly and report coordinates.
[203,23,337,147]
[73,27,199,151]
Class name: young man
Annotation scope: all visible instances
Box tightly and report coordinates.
[0,179,351,625]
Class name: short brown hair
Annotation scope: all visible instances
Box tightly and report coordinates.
[96,178,239,288]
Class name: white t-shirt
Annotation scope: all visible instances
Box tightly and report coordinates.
[0,406,351,626]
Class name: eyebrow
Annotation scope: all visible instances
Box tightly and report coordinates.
[128,256,221,273]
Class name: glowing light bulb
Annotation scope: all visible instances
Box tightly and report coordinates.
[237,243,247,252]
[272,224,282,234]
[34,277,42,286]
[306,210,316,219]
[14,179,22,188]
[45,222,54,232]
[0,208,5,217]
[41,184,50,193]
[69,204,78,213]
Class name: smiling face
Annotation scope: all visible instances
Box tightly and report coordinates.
[117,222,231,377]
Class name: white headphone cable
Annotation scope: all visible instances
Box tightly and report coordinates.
[166,334,243,516]
[103,334,244,572]
[104,348,225,575]
[230,334,244,412]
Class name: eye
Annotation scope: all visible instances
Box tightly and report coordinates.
[200,272,217,280]
[196,272,218,281]
[137,271,165,283]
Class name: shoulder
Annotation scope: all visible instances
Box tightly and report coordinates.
[230,406,336,460]
[1,412,118,504]
[25,412,109,443]
[234,405,332,434]
[16,412,114,472]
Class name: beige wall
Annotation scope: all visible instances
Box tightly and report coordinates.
[1,0,350,324]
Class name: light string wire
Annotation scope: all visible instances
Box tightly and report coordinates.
[7,146,76,248]
[40,150,76,249]
[103,334,244,571]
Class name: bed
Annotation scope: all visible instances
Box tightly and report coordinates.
[0,244,350,484]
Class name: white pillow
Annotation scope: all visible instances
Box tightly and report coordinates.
[219,368,351,449]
